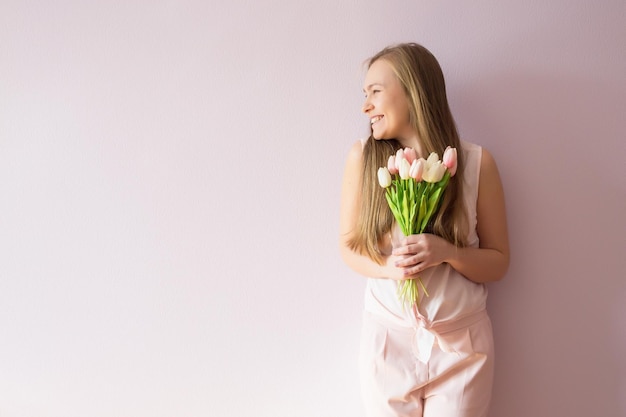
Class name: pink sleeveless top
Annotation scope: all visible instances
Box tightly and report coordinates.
[363,140,486,362]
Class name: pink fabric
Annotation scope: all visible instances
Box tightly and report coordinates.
[359,310,494,417]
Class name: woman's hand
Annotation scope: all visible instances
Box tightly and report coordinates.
[381,253,414,281]
[390,233,454,277]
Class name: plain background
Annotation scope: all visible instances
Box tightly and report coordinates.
[1,1,625,416]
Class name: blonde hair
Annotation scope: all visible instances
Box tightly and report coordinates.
[348,43,468,264]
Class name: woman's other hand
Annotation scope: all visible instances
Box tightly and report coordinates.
[391,233,454,277]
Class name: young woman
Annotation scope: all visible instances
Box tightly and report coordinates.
[339,43,509,417]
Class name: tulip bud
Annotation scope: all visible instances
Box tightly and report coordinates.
[426,152,440,166]
[422,161,446,183]
[387,155,399,175]
[377,167,392,188]
[398,158,411,180]
[395,149,405,170]
[443,146,458,177]
[409,159,424,181]
[403,147,417,165]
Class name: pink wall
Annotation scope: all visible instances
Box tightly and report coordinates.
[1,1,624,416]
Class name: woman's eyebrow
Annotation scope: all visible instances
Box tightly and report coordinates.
[363,83,384,92]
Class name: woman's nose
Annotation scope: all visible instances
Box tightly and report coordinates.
[362,97,373,113]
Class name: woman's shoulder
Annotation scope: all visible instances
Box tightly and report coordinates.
[459,141,503,188]
[461,141,499,168]
[343,139,366,174]
[347,138,367,159]
[460,140,483,170]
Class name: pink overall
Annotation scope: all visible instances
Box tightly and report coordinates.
[359,141,494,417]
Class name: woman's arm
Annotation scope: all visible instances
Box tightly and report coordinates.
[339,140,406,280]
[392,148,510,283]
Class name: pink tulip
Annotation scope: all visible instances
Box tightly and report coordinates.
[403,147,417,164]
[409,159,424,181]
[443,146,457,177]
[387,155,399,175]
[394,149,405,170]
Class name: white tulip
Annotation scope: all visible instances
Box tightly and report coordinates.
[422,160,446,182]
[426,152,440,165]
[377,167,392,188]
[398,158,411,180]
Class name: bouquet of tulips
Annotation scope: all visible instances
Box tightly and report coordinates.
[377,146,458,308]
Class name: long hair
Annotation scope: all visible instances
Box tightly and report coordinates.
[348,43,469,264]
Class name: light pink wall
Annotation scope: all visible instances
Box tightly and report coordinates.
[1,1,624,416]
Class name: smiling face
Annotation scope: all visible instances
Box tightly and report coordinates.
[362,59,416,145]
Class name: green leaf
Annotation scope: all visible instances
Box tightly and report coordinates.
[418,194,428,232]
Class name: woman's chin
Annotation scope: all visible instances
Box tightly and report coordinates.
[373,135,392,141]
